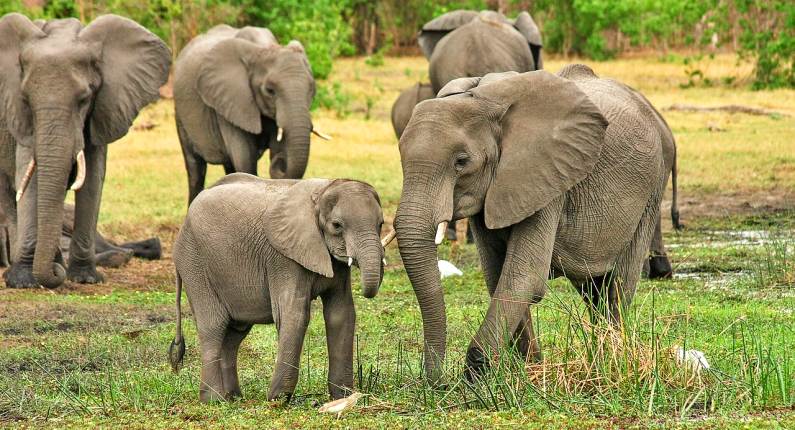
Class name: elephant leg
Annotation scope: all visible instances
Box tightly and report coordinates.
[465,201,562,379]
[4,149,38,288]
[92,229,133,268]
[446,220,458,241]
[220,322,252,400]
[0,173,16,267]
[320,275,355,400]
[268,275,311,401]
[470,214,540,362]
[177,119,207,205]
[67,145,106,284]
[222,161,235,175]
[647,213,672,279]
[117,237,162,260]
[227,140,258,175]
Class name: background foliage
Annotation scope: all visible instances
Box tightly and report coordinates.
[9,0,795,86]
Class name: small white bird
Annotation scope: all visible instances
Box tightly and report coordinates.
[673,346,711,372]
[318,392,363,418]
[438,260,463,279]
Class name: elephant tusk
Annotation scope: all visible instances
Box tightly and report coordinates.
[312,128,332,141]
[276,127,284,142]
[381,229,396,247]
[15,159,36,203]
[70,150,86,191]
[383,257,387,266]
[348,257,353,267]
[435,221,448,245]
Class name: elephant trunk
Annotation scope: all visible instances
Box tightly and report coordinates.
[32,117,75,288]
[271,91,312,179]
[394,177,449,382]
[356,234,384,299]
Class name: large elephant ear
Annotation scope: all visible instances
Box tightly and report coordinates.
[0,13,45,147]
[418,10,479,59]
[512,12,543,69]
[78,15,170,146]
[197,38,263,134]
[263,179,334,278]
[471,71,608,230]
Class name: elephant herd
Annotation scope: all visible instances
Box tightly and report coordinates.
[0,10,684,403]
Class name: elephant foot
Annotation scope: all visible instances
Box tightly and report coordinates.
[464,346,489,382]
[328,384,352,400]
[647,255,673,279]
[95,249,134,268]
[119,237,162,260]
[67,263,104,284]
[199,388,227,404]
[266,389,293,404]
[2,263,39,289]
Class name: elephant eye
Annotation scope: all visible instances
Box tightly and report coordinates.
[262,84,276,96]
[454,154,470,171]
[331,220,343,233]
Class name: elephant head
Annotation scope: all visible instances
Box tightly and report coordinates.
[418,10,543,69]
[394,71,607,380]
[263,179,385,298]
[0,13,170,288]
[197,31,319,179]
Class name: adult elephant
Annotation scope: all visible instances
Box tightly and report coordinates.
[0,14,170,289]
[174,25,329,204]
[393,66,669,381]
[419,10,543,93]
[391,83,435,139]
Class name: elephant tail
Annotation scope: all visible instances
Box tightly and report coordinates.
[169,271,186,373]
[670,146,683,230]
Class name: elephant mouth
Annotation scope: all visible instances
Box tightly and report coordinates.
[333,254,358,268]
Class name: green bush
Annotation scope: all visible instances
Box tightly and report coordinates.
[242,0,354,80]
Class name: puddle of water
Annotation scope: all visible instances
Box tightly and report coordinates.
[668,230,793,249]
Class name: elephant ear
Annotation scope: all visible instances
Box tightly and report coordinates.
[264,179,334,278]
[512,12,543,69]
[0,13,45,147]
[471,71,608,230]
[79,15,171,146]
[197,38,264,134]
[418,10,479,59]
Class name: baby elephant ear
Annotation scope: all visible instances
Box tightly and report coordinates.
[263,179,334,278]
[472,71,608,230]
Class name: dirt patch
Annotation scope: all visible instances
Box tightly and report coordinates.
[661,189,794,230]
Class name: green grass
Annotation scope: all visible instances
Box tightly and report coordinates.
[1,54,794,428]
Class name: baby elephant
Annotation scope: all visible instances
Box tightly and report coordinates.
[169,173,389,403]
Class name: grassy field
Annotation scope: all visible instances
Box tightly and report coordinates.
[1,54,794,428]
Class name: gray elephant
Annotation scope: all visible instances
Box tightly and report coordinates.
[169,174,389,403]
[419,10,543,93]
[393,66,669,381]
[174,25,330,204]
[0,14,170,289]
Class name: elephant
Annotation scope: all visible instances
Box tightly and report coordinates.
[419,10,543,94]
[174,24,330,205]
[0,202,161,270]
[412,10,543,241]
[0,14,170,289]
[169,173,389,403]
[393,66,670,382]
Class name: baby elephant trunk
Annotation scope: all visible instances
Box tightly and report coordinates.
[356,235,383,298]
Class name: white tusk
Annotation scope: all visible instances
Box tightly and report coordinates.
[277,127,284,142]
[70,150,86,191]
[348,257,353,267]
[15,159,36,202]
[312,129,332,141]
[382,258,387,266]
[381,229,396,247]
[435,221,448,245]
